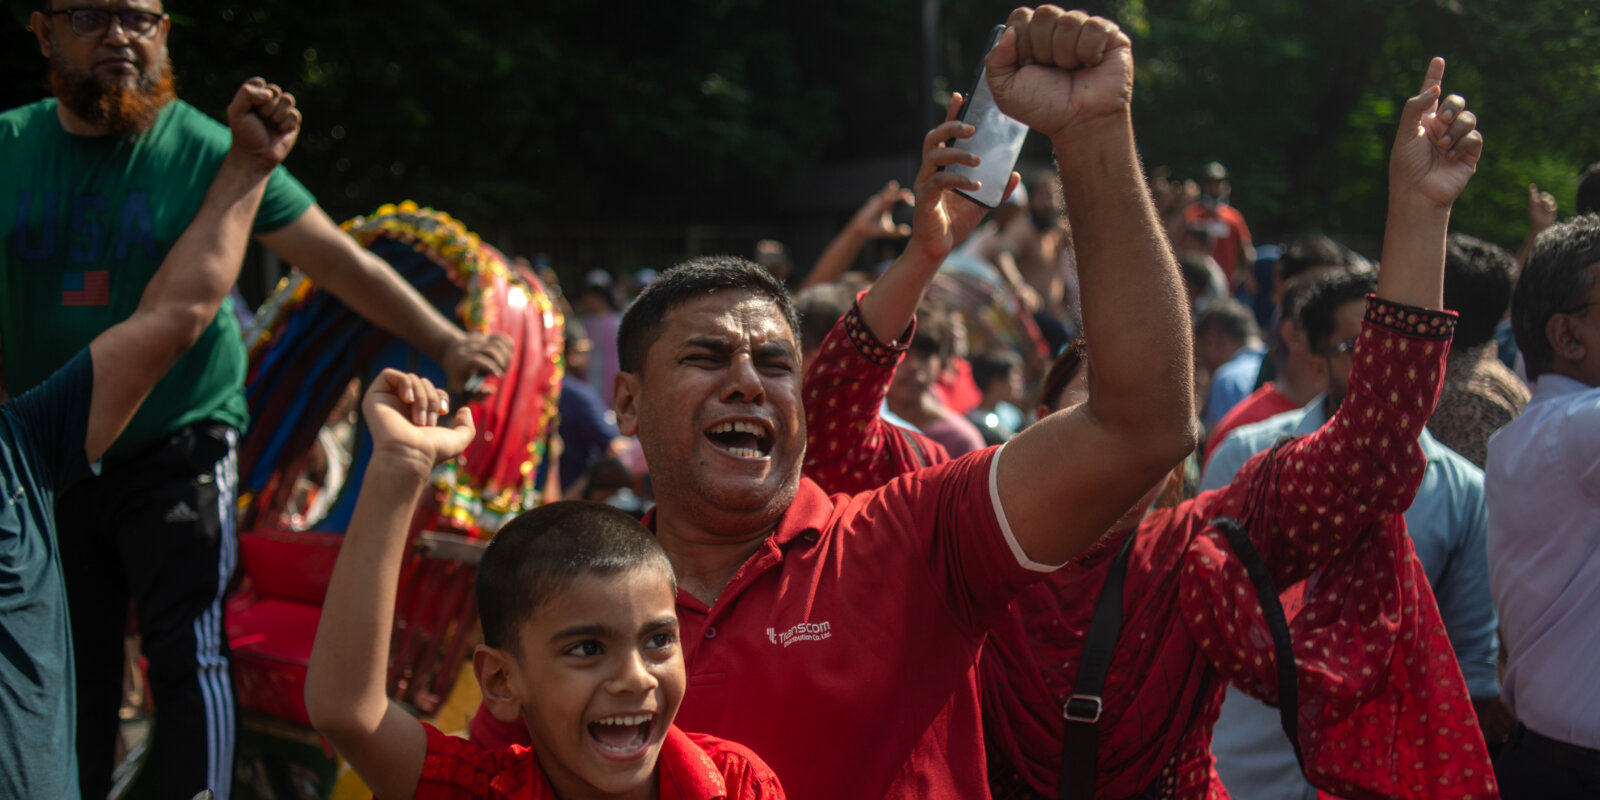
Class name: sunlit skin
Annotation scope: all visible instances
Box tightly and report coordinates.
[1041,367,1161,532]
[613,291,805,601]
[31,0,172,135]
[477,566,684,800]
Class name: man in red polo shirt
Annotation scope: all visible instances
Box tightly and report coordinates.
[806,58,1496,799]
[471,8,1198,798]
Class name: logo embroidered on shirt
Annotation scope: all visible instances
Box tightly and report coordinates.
[164,500,200,523]
[766,621,832,648]
[62,271,111,307]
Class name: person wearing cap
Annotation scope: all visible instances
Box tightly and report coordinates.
[1184,161,1257,291]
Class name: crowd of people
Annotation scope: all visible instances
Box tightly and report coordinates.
[3,2,1599,800]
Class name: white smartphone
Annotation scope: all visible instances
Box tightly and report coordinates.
[943,24,1029,209]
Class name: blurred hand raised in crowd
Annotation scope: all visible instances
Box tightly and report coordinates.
[907,93,1021,265]
[226,77,301,174]
[849,180,914,239]
[1528,182,1558,233]
[1390,57,1483,208]
[986,7,1133,139]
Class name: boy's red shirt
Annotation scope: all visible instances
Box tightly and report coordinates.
[414,722,784,799]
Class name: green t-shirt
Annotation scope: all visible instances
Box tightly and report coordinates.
[0,98,315,461]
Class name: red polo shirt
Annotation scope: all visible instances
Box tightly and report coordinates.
[416,722,783,799]
[1202,381,1299,466]
[475,446,1050,799]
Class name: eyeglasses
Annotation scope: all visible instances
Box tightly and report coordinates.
[1323,336,1359,357]
[50,7,166,39]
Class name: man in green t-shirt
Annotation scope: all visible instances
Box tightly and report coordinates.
[5,3,512,798]
[1,74,298,800]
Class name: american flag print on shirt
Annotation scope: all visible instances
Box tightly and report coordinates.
[62,270,110,307]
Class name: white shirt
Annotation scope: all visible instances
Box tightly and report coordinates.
[1486,372,1600,749]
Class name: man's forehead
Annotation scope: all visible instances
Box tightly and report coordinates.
[660,291,795,342]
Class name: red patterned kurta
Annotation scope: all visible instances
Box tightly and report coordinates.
[413,722,785,800]
[802,298,1496,800]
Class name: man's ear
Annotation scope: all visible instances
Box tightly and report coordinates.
[473,645,525,724]
[613,371,642,437]
[31,11,53,57]
[1547,314,1587,364]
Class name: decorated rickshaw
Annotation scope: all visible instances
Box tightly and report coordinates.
[129,203,564,799]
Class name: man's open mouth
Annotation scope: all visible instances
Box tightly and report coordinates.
[705,420,774,459]
[588,712,657,759]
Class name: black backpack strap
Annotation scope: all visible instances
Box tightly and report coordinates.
[1057,531,1137,800]
[1210,516,1307,776]
[895,424,929,469]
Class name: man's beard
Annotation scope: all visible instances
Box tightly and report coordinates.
[49,52,178,137]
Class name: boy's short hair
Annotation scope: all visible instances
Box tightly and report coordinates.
[476,501,675,651]
[617,256,799,375]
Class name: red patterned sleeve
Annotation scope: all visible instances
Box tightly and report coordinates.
[802,298,950,495]
[1233,296,1456,588]
[1181,298,1498,799]
[687,732,788,799]
[412,722,521,799]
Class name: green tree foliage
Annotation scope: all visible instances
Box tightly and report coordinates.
[5,0,1596,258]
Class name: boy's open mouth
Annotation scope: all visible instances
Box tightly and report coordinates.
[588,712,656,759]
[704,420,774,460]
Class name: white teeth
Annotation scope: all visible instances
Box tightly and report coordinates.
[593,713,654,726]
[728,447,763,459]
[709,421,767,437]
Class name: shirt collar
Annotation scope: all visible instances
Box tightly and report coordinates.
[640,479,829,553]
[1533,372,1598,400]
[483,728,728,800]
[658,725,729,800]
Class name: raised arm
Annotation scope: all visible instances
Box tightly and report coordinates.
[256,217,512,392]
[1213,58,1483,587]
[989,8,1198,565]
[305,370,475,800]
[85,79,299,463]
[799,181,913,289]
[800,95,1011,493]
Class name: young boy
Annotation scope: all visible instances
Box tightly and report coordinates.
[305,369,784,799]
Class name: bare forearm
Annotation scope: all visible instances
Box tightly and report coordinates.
[261,210,463,363]
[320,245,462,360]
[803,228,871,289]
[857,247,941,343]
[1054,118,1196,444]
[139,154,269,325]
[306,454,431,736]
[1378,196,1449,310]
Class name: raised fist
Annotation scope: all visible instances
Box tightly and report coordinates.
[226,77,301,174]
[985,7,1133,139]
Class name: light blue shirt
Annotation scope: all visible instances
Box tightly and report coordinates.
[1487,373,1600,750]
[1200,396,1497,799]
[1202,344,1266,429]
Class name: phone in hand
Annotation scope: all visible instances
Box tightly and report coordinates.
[942,24,1030,209]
